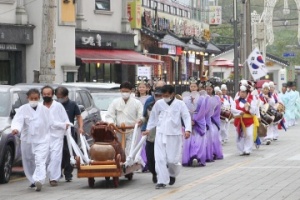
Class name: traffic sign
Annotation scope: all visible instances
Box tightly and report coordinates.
[283,52,296,57]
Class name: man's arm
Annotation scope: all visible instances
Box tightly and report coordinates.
[105,100,117,124]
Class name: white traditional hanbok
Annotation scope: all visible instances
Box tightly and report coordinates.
[220,94,233,143]
[259,93,276,142]
[46,100,70,182]
[146,98,192,185]
[11,103,51,185]
[106,97,143,155]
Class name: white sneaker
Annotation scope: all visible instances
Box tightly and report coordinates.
[35,181,42,192]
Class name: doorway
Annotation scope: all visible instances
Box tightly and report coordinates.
[0,60,10,85]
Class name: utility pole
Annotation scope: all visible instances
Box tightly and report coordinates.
[233,0,239,95]
[245,0,252,80]
[39,0,56,83]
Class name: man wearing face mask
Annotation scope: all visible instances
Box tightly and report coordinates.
[55,86,83,182]
[143,85,191,189]
[106,81,143,156]
[41,86,70,186]
[11,88,51,191]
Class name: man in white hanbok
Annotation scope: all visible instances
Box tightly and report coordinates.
[41,86,70,186]
[11,89,51,192]
[143,85,191,189]
[106,82,143,156]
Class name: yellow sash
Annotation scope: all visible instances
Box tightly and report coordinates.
[239,114,259,142]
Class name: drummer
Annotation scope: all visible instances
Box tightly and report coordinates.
[259,82,276,145]
[182,79,207,167]
[220,84,233,144]
[269,81,283,140]
[231,85,259,156]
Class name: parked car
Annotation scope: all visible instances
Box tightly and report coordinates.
[0,85,27,183]
[62,83,120,121]
[15,84,102,144]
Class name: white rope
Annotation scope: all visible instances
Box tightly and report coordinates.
[80,134,91,163]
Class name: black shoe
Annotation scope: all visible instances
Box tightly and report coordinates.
[65,178,72,182]
[152,175,157,184]
[155,184,166,189]
[29,183,35,188]
[169,177,176,185]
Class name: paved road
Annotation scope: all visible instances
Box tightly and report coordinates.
[1,123,300,200]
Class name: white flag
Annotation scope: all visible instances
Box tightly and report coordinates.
[247,48,268,80]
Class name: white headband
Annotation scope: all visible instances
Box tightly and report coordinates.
[240,85,247,91]
[221,84,227,90]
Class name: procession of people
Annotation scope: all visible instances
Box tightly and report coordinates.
[10,77,298,191]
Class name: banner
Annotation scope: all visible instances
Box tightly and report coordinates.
[247,48,268,80]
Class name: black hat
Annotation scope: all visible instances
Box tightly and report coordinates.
[287,81,294,87]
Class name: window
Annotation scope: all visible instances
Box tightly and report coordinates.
[148,0,152,8]
[178,9,182,16]
[213,72,224,79]
[167,5,171,13]
[76,92,84,106]
[151,1,157,9]
[185,10,188,18]
[95,0,110,11]
[161,3,164,11]
[80,91,92,109]
[174,7,177,15]
[164,4,168,13]
[142,0,148,6]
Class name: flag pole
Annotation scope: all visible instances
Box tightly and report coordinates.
[233,0,239,95]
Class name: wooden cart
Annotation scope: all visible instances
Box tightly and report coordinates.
[76,122,142,188]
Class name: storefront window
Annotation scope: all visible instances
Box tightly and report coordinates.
[95,0,110,11]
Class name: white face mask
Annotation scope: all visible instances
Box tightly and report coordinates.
[163,97,172,103]
[29,101,39,108]
[121,92,131,99]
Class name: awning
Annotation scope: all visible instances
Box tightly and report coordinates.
[76,49,163,65]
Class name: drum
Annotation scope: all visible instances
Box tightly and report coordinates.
[264,103,283,124]
[257,123,267,137]
[260,104,274,126]
[220,107,232,121]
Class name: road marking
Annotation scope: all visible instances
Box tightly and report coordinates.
[151,159,252,200]
[287,154,300,161]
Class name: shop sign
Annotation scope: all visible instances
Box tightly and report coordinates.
[81,34,116,48]
[162,44,176,55]
[174,19,202,37]
[188,53,195,63]
[137,66,151,80]
[209,6,222,25]
[128,0,142,29]
[0,44,18,50]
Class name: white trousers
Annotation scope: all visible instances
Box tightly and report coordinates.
[117,131,133,157]
[264,125,274,140]
[21,142,35,184]
[273,124,279,139]
[155,133,182,185]
[220,120,230,141]
[47,136,64,181]
[22,141,49,184]
[236,125,253,154]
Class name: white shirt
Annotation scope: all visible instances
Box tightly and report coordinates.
[45,100,70,138]
[11,103,51,144]
[105,97,143,127]
[146,98,192,136]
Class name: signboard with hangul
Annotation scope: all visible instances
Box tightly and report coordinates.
[209,6,222,25]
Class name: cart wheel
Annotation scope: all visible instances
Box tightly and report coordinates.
[88,178,95,188]
[113,177,119,188]
[125,173,133,181]
[105,177,110,181]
